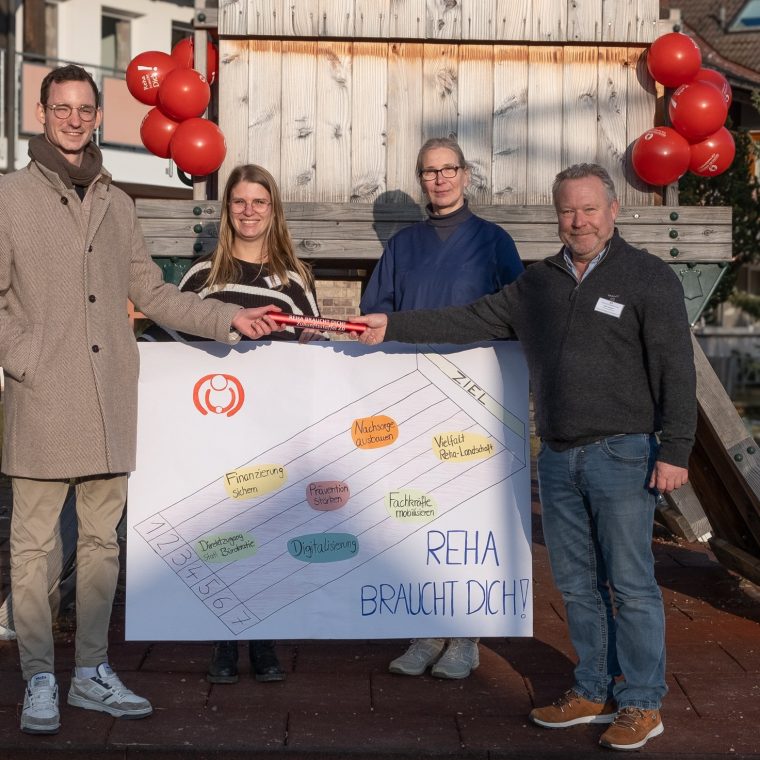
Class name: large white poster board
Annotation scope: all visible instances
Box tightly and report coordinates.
[127,341,531,640]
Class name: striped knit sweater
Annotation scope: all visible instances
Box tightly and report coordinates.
[143,256,320,342]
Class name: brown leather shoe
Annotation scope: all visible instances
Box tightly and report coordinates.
[530,689,617,728]
[599,707,663,750]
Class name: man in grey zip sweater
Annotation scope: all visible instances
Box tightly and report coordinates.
[352,164,696,752]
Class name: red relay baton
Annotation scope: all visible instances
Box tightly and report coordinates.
[269,312,367,334]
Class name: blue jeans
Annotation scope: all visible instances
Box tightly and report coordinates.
[537,434,666,710]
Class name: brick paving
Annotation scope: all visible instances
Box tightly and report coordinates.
[0,473,759,759]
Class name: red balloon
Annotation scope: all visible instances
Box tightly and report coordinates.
[668,81,728,142]
[689,127,735,177]
[157,68,211,122]
[646,32,702,88]
[171,37,219,85]
[170,118,227,176]
[126,51,178,106]
[694,68,732,108]
[140,108,180,158]
[631,127,690,186]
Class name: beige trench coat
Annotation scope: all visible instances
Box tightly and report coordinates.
[0,161,241,479]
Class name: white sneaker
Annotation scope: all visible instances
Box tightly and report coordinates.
[388,638,445,675]
[21,672,60,734]
[67,663,153,718]
[431,638,479,679]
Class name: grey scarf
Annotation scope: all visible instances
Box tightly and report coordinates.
[28,133,103,190]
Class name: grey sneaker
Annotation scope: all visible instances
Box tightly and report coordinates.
[388,638,445,675]
[67,663,153,718]
[21,672,60,734]
[430,638,479,679]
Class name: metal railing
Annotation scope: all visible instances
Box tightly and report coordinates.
[0,47,7,167]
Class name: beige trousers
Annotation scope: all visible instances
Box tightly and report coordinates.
[0,488,78,634]
[10,474,127,680]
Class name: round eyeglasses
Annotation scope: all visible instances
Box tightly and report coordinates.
[229,198,272,214]
[418,166,463,181]
[45,104,99,122]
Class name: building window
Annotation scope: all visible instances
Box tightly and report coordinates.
[102,12,131,71]
[172,20,193,50]
[729,0,760,31]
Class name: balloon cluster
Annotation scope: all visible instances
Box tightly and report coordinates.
[631,33,734,186]
[126,38,226,177]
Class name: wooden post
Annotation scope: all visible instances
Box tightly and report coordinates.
[194,0,208,201]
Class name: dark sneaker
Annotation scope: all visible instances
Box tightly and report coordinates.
[388,638,445,676]
[599,707,663,750]
[21,672,60,734]
[67,663,152,718]
[430,638,479,679]
[530,689,617,728]
[249,640,285,682]
[207,641,240,684]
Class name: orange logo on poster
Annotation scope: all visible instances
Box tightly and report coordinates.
[192,374,245,417]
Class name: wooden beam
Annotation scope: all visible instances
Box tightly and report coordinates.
[710,536,760,588]
[688,336,760,555]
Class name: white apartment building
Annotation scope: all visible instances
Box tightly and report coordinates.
[4,0,201,193]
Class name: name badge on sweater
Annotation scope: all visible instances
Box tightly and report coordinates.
[595,297,624,318]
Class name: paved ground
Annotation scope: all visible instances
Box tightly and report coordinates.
[0,473,759,759]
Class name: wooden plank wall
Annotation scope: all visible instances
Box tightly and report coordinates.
[136,201,732,264]
[219,0,658,43]
[218,41,656,205]
[216,1,659,203]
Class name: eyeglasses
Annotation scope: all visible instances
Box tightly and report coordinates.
[44,104,98,122]
[228,198,272,214]
[419,166,463,181]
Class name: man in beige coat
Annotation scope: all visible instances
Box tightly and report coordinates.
[0,64,280,735]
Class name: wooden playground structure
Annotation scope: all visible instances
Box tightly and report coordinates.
[142,0,759,586]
